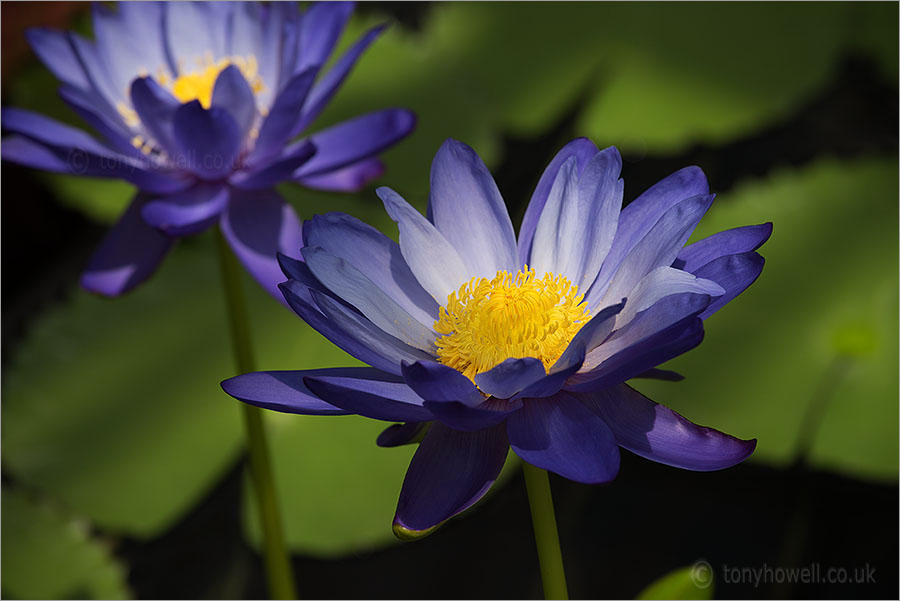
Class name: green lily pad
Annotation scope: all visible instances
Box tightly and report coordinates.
[636,564,714,600]
[1,487,131,599]
[632,158,899,481]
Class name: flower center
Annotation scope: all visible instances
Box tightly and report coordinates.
[167,54,265,108]
[434,268,591,383]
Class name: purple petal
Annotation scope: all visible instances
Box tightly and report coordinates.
[694,252,766,319]
[58,85,143,159]
[531,147,623,289]
[212,65,257,140]
[519,138,599,266]
[566,295,709,392]
[582,384,757,471]
[591,194,715,311]
[428,139,518,278]
[25,27,90,89]
[474,357,547,400]
[633,368,684,382]
[221,368,375,415]
[293,109,416,177]
[172,101,241,179]
[378,186,469,302]
[81,194,174,296]
[507,394,620,483]
[250,68,317,164]
[303,211,439,326]
[592,166,709,299]
[219,189,303,302]
[297,157,384,192]
[297,1,355,71]
[65,32,121,112]
[676,223,773,273]
[141,184,229,236]
[394,422,509,536]
[280,280,433,376]
[614,266,724,327]
[163,2,228,73]
[401,360,519,431]
[377,422,429,448]
[293,23,387,135]
[301,246,437,351]
[229,141,316,190]
[129,76,181,156]
[303,374,431,423]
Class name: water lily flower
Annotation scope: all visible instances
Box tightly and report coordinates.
[222,138,771,537]
[1,1,415,298]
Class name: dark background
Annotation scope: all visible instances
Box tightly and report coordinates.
[2,2,897,599]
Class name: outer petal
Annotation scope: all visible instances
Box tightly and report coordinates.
[219,189,303,302]
[393,422,509,536]
[297,1,355,71]
[221,368,381,415]
[614,266,724,327]
[302,211,439,326]
[249,68,317,164]
[292,23,388,135]
[592,194,715,310]
[301,246,437,351]
[25,28,90,90]
[378,186,469,302]
[582,384,757,471]
[81,194,174,296]
[377,422,429,448]
[172,101,241,179]
[530,147,623,289]
[519,138,599,266]
[474,358,546,400]
[507,394,620,483]
[694,252,766,320]
[293,109,415,178]
[593,166,709,297]
[163,2,227,73]
[428,139,518,277]
[303,373,432,423]
[296,157,384,192]
[58,84,142,159]
[280,280,434,376]
[141,184,230,236]
[676,223,773,273]
[229,141,316,190]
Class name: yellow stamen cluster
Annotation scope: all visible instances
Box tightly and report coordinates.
[170,54,265,108]
[434,267,591,383]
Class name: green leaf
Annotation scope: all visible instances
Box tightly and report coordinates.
[636,564,714,600]
[632,158,899,481]
[1,487,131,600]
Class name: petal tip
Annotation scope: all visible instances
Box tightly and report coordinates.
[391,519,440,542]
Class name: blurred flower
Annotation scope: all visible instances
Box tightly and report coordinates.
[222,138,771,536]
[1,1,415,298]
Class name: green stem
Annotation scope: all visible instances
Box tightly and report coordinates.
[522,462,569,600]
[216,232,297,600]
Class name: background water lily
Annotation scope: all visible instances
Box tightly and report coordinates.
[223,137,770,536]
[1,1,415,298]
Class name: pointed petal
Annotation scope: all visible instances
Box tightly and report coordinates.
[129,76,181,156]
[293,109,415,177]
[519,138,599,266]
[297,1,355,71]
[428,139,518,277]
[614,266,724,327]
[296,157,384,192]
[221,368,379,415]
[676,223,773,273]
[694,252,766,320]
[394,422,509,534]
[474,357,546,400]
[250,68,317,164]
[230,141,316,190]
[377,422,429,448]
[303,373,431,423]
[582,384,757,471]
[172,100,241,179]
[212,64,257,140]
[81,195,174,296]
[25,27,90,89]
[378,186,469,302]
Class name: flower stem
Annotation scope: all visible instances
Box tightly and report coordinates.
[522,462,569,600]
[216,232,297,600]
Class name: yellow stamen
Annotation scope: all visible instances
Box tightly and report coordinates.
[434,267,591,383]
[169,54,265,108]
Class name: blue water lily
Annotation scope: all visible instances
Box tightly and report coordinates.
[1,1,414,298]
[222,138,771,536]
